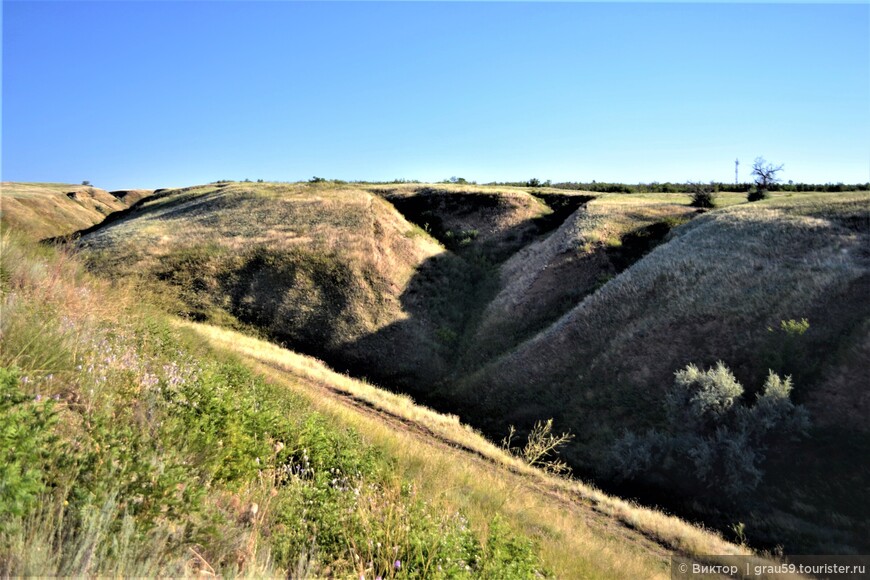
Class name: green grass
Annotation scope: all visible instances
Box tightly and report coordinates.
[0,231,556,577]
[0,223,764,579]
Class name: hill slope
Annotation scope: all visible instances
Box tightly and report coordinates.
[77,181,454,390]
[77,181,581,395]
[459,192,870,553]
[0,182,152,240]
[2,229,759,578]
[66,181,870,554]
[466,194,698,366]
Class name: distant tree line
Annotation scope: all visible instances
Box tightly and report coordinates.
[485,180,870,193]
[206,177,868,193]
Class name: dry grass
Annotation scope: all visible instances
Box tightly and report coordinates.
[0,182,148,240]
[80,181,443,297]
[469,193,699,364]
[368,183,553,252]
[76,181,450,386]
[462,191,870,553]
[184,321,762,579]
[469,191,869,424]
[62,181,870,554]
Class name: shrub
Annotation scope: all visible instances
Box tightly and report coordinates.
[688,182,717,208]
[611,362,809,498]
[0,367,60,527]
[747,188,769,202]
[762,318,811,379]
[502,419,574,475]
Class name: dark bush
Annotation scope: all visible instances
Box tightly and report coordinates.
[610,362,809,498]
[747,188,770,202]
[689,182,717,208]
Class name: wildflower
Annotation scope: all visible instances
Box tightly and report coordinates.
[394,560,401,570]
[34,394,43,402]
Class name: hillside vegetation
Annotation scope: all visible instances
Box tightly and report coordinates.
[466,194,702,366]
[461,192,870,553]
[0,228,764,578]
[0,182,152,240]
[29,179,869,555]
[77,181,452,389]
[77,181,586,395]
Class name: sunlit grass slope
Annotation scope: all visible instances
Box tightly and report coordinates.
[184,321,761,579]
[462,191,870,553]
[76,181,584,394]
[1,230,767,579]
[65,180,868,554]
[0,182,151,240]
[77,181,452,389]
[467,193,699,366]
[0,232,552,577]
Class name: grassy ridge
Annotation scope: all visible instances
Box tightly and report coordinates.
[77,181,451,389]
[27,180,868,555]
[0,182,151,240]
[461,192,870,553]
[467,193,699,366]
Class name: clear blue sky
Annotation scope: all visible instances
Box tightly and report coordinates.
[3,1,868,190]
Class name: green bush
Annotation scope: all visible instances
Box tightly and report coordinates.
[688,182,717,208]
[747,188,769,202]
[0,367,60,527]
[611,362,809,498]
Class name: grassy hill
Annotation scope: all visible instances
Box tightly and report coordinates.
[0,182,153,240]
[22,179,868,556]
[1,224,762,577]
[75,181,586,396]
[459,191,870,553]
[76,181,453,390]
[466,193,701,366]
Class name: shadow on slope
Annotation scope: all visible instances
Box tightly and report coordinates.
[455,194,870,554]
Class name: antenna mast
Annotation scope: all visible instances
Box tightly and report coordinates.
[735,158,739,186]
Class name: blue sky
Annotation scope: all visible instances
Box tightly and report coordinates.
[2,1,868,190]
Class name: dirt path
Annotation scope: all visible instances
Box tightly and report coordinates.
[248,356,678,562]
[185,320,759,578]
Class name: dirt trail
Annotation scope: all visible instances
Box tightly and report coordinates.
[184,320,773,578]
[246,355,679,563]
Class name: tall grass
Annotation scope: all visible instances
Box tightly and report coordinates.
[0,232,551,577]
[189,321,760,579]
